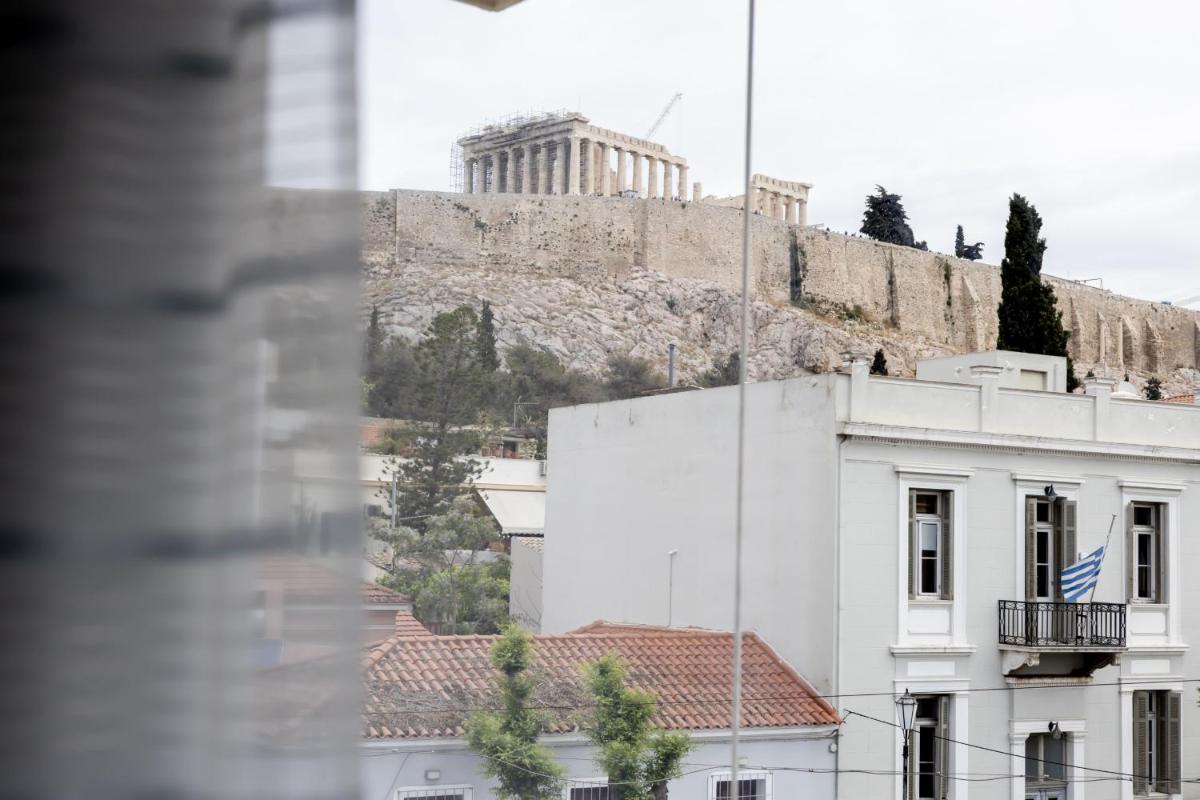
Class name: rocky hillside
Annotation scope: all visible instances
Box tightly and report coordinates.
[361,190,1198,397]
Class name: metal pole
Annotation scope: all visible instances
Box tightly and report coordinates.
[390,473,398,528]
[667,549,678,626]
[901,739,909,800]
[730,1,756,796]
[667,343,676,387]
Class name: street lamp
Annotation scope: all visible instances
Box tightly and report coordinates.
[896,689,918,800]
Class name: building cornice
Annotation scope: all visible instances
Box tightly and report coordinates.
[839,422,1200,465]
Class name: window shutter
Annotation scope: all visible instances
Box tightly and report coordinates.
[940,492,953,600]
[1061,500,1077,600]
[908,490,917,598]
[1133,691,1150,795]
[936,696,950,800]
[1164,691,1181,794]
[1157,504,1168,604]
[1025,497,1038,600]
[1126,502,1137,601]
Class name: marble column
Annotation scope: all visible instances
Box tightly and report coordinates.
[507,150,518,194]
[677,165,688,201]
[582,140,595,194]
[692,181,702,201]
[598,143,611,196]
[632,152,643,198]
[521,144,533,194]
[797,198,808,227]
[541,143,553,194]
[646,157,658,199]
[615,148,626,194]
[464,158,476,193]
[784,197,795,223]
[553,140,565,194]
[567,137,580,195]
[661,160,673,200]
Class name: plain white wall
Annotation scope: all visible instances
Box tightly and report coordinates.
[542,376,841,692]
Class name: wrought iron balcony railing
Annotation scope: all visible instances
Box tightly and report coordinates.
[998,600,1126,648]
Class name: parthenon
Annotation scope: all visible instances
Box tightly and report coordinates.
[458,112,693,200]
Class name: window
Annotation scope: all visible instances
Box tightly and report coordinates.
[568,787,609,800]
[396,789,469,800]
[1134,691,1181,796]
[1024,497,1075,602]
[909,490,952,599]
[1019,369,1047,391]
[1129,503,1164,603]
[909,696,949,800]
[710,771,771,800]
[1025,732,1066,789]
[363,503,383,518]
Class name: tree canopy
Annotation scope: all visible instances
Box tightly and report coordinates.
[954,224,984,260]
[861,186,926,250]
[467,627,566,800]
[584,655,691,800]
[697,351,740,388]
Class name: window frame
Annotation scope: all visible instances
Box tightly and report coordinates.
[563,779,609,800]
[1129,501,1163,604]
[394,786,472,800]
[1024,732,1068,789]
[1133,689,1181,796]
[908,488,953,601]
[908,695,949,800]
[708,770,773,800]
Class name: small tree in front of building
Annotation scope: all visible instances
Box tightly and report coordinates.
[467,626,565,800]
[584,655,691,800]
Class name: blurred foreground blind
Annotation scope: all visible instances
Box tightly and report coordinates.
[0,1,362,797]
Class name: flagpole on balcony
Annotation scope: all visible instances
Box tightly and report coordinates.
[1088,514,1118,604]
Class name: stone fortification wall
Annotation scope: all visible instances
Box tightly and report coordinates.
[794,232,1200,374]
[364,190,1199,377]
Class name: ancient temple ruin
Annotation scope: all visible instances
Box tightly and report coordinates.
[457,111,692,200]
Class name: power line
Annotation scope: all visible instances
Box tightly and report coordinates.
[844,706,1197,786]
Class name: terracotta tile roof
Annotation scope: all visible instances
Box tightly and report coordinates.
[511,535,544,553]
[394,610,432,636]
[1165,393,1195,405]
[258,556,410,606]
[361,623,839,739]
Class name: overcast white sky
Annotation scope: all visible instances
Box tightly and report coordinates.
[359,0,1200,304]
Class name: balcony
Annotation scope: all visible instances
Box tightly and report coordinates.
[998,600,1126,679]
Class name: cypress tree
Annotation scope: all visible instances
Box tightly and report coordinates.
[995,194,1078,391]
[477,300,500,372]
[870,348,889,376]
[954,225,966,258]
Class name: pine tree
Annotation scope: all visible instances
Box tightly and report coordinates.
[954,224,984,260]
[380,306,489,531]
[1145,377,1163,401]
[477,300,500,372]
[467,627,565,800]
[870,348,889,376]
[995,194,1078,391]
[861,186,921,249]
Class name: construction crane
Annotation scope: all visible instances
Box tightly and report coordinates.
[644,92,682,140]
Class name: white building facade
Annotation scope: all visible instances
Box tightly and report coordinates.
[542,351,1200,800]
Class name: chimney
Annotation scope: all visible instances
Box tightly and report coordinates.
[841,351,871,422]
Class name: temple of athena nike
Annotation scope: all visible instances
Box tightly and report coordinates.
[455,111,810,224]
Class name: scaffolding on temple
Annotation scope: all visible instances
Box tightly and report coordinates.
[449,109,573,192]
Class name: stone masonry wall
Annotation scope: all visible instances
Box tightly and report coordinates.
[364,190,1200,377]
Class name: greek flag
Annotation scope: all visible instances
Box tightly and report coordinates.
[1061,546,1105,602]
